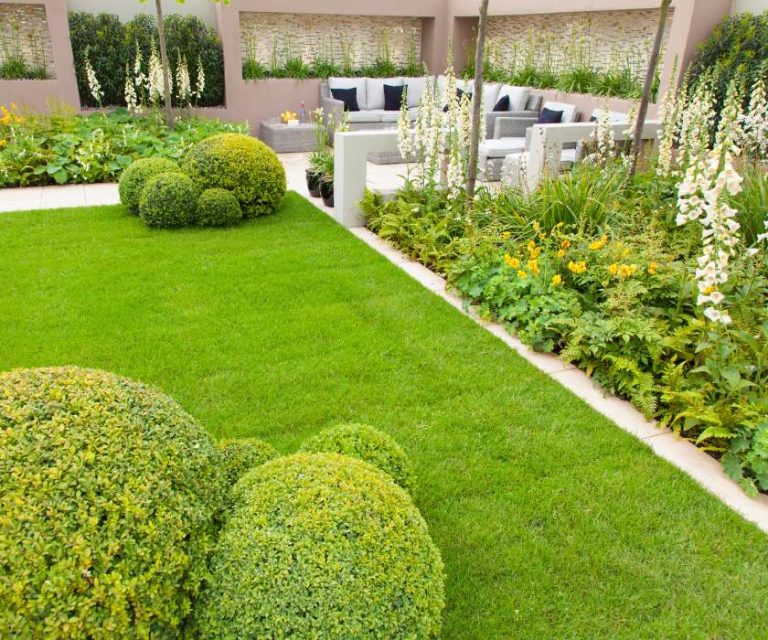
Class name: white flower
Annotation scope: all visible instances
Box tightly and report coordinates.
[84,52,103,107]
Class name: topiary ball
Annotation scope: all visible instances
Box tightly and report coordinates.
[196,453,445,640]
[118,157,179,215]
[0,367,226,639]
[196,188,243,227]
[299,423,416,493]
[139,171,200,228]
[218,437,279,485]
[182,133,286,218]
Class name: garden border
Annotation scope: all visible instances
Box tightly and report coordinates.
[345,225,768,535]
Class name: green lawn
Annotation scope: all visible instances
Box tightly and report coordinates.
[1,193,767,639]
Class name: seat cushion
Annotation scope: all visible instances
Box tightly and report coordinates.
[407,107,419,121]
[367,109,400,123]
[498,85,529,112]
[329,77,367,110]
[347,111,382,123]
[402,77,426,108]
[481,138,526,158]
[366,77,401,110]
[384,84,407,111]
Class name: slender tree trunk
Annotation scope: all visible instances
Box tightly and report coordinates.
[466,0,490,205]
[630,0,671,177]
[155,0,174,128]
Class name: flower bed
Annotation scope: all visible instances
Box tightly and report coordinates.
[0,106,247,187]
[363,71,768,495]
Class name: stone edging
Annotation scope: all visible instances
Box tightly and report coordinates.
[347,226,768,536]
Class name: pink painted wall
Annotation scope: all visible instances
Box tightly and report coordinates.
[0,0,80,112]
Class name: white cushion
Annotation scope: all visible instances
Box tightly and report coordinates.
[329,77,367,110]
[481,138,527,158]
[368,109,400,123]
[543,101,579,123]
[482,83,501,112]
[457,78,474,94]
[402,77,426,108]
[498,85,529,112]
[347,111,382,123]
[366,77,402,111]
[407,106,419,120]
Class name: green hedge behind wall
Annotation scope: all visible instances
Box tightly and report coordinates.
[69,11,225,108]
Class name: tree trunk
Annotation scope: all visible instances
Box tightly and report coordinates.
[630,0,671,177]
[155,0,174,128]
[466,0,490,205]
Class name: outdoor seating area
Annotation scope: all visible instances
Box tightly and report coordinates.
[2,1,768,639]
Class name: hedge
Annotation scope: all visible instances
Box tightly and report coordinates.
[139,171,200,228]
[218,437,279,485]
[118,157,180,215]
[197,453,445,639]
[0,367,226,639]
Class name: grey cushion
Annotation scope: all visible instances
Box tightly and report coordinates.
[366,77,402,111]
[329,77,367,110]
[402,77,426,108]
[346,110,383,123]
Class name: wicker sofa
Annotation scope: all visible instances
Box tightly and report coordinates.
[320,77,542,139]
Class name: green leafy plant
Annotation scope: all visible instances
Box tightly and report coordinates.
[300,423,416,492]
[196,453,445,639]
[218,437,279,485]
[0,366,226,638]
[139,170,200,227]
[196,187,243,227]
[118,156,179,214]
[182,133,286,218]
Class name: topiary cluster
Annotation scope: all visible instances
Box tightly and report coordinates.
[300,423,416,493]
[0,367,226,639]
[119,133,285,228]
[196,453,445,639]
[118,157,179,215]
[218,437,279,485]
[182,134,286,218]
[139,171,200,228]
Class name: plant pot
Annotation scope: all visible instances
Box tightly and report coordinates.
[306,170,322,198]
[320,177,334,208]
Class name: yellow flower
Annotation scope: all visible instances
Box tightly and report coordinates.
[529,246,542,259]
[561,239,572,249]
[533,221,541,232]
[621,248,631,259]
[618,264,638,279]
[501,231,511,241]
[504,254,521,269]
[647,262,658,275]
[539,233,547,241]
[517,270,528,279]
[568,261,587,274]
[552,274,563,286]
[557,249,566,258]
[703,285,715,295]
[609,263,619,276]
[528,260,540,274]
[281,110,299,123]
[589,236,608,251]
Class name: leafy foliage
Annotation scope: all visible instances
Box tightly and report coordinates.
[182,134,286,218]
[218,437,278,485]
[139,171,200,228]
[300,423,416,492]
[0,367,226,638]
[118,156,179,214]
[196,453,445,639]
[0,108,247,188]
[196,187,244,227]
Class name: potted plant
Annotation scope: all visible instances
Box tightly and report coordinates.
[306,108,330,196]
[316,152,335,207]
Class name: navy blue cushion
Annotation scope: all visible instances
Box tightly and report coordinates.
[330,87,360,112]
[538,108,564,124]
[384,84,407,111]
[444,88,473,112]
[493,95,510,112]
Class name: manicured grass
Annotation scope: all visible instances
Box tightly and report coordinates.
[1,193,767,638]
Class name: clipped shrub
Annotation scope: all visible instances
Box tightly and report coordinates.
[182,134,286,217]
[118,157,179,214]
[218,437,279,485]
[196,188,243,227]
[197,453,445,639]
[139,171,200,228]
[0,366,226,639]
[300,423,416,492]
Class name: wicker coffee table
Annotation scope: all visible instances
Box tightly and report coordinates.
[259,119,316,153]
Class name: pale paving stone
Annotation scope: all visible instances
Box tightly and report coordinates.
[39,185,87,209]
